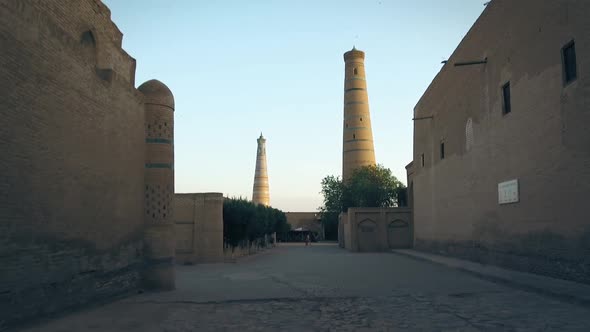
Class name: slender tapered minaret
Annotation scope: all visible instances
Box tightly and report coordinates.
[342,47,376,181]
[252,133,270,206]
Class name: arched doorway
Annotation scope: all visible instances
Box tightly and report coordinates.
[357,219,378,252]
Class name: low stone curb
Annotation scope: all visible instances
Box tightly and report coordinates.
[391,249,590,308]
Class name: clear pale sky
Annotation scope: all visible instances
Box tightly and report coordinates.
[103,0,485,212]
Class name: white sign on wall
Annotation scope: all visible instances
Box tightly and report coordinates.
[498,179,519,204]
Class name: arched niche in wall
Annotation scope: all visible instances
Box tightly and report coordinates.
[79,27,113,82]
[387,219,411,249]
[357,218,378,252]
[80,29,97,64]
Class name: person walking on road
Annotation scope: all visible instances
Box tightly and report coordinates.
[305,234,310,246]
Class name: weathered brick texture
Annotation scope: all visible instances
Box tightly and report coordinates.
[408,0,590,284]
[0,0,146,326]
[174,193,224,264]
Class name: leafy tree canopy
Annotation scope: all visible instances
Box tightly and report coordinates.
[319,164,406,215]
[223,197,290,248]
[343,164,405,210]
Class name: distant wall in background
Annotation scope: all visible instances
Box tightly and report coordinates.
[285,212,321,232]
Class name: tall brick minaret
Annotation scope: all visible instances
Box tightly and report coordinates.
[252,133,270,206]
[342,47,376,181]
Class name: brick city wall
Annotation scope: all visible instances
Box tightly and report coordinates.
[0,0,145,326]
[338,208,412,252]
[409,0,590,284]
[285,212,321,233]
[174,193,224,264]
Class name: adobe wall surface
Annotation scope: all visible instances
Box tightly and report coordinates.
[339,208,412,252]
[174,193,224,264]
[0,0,148,326]
[410,0,590,284]
[0,0,137,84]
[285,212,321,233]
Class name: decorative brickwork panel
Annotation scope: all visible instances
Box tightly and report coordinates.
[139,79,175,291]
[145,184,173,223]
[146,118,173,141]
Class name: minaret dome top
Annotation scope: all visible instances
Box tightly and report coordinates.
[344,47,365,62]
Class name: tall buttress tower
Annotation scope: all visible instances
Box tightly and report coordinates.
[252,133,270,206]
[342,47,376,181]
[138,79,175,290]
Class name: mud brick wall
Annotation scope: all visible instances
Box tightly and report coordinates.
[0,0,145,326]
[408,0,590,285]
[175,193,224,264]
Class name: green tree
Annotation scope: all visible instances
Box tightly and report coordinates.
[318,164,406,238]
[319,175,344,211]
[342,164,405,210]
[318,175,343,240]
[223,197,255,248]
[273,209,291,241]
[223,197,289,248]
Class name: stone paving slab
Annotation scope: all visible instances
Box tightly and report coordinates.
[16,291,590,332]
[392,249,590,307]
[12,244,590,331]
